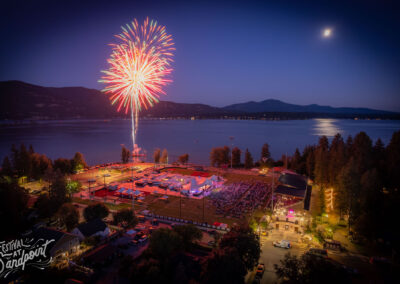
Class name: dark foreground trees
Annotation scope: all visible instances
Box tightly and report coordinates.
[202,224,260,283]
[113,208,138,228]
[219,224,260,271]
[201,247,247,284]
[57,203,79,231]
[121,225,203,283]
[0,179,29,239]
[83,203,109,222]
[120,223,259,283]
[275,253,350,284]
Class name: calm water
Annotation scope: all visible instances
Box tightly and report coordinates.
[1,119,399,166]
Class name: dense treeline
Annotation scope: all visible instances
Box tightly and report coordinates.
[209,143,276,168]
[286,130,400,245]
[1,144,88,179]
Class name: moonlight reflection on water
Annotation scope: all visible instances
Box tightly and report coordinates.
[313,119,342,137]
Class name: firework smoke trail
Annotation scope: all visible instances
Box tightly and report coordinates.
[99,18,175,152]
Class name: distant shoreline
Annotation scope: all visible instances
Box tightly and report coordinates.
[1,116,399,127]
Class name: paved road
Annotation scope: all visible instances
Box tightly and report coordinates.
[257,234,308,284]
[247,229,380,284]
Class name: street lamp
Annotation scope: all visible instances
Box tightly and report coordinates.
[271,166,275,212]
[202,186,206,224]
[229,136,234,169]
[179,187,182,219]
[102,174,110,202]
[130,166,135,212]
[87,179,96,201]
[103,174,111,188]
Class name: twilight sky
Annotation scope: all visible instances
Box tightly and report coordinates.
[1,0,399,111]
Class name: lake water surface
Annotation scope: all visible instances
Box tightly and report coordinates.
[1,119,399,165]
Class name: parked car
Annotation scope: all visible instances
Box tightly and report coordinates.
[369,256,391,269]
[139,235,148,242]
[273,240,291,249]
[324,240,343,251]
[130,239,138,246]
[135,225,146,231]
[137,215,146,222]
[134,232,145,240]
[256,263,265,277]
[306,248,328,258]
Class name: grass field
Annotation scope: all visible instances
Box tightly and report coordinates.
[72,197,135,211]
[146,195,246,226]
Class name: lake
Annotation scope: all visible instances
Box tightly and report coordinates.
[1,119,399,166]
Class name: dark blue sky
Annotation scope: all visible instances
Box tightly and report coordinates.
[1,0,399,111]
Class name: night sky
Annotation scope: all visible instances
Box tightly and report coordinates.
[1,0,399,111]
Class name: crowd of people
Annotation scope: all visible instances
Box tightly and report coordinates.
[210,182,271,218]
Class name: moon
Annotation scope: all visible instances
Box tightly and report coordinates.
[323,28,332,38]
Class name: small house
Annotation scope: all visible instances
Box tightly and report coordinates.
[71,218,109,241]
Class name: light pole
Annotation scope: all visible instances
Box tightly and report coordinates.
[229,136,234,168]
[202,187,205,224]
[103,174,110,188]
[87,179,96,201]
[179,187,182,219]
[102,174,110,202]
[271,169,275,212]
[130,167,135,212]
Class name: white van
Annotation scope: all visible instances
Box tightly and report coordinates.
[273,240,291,249]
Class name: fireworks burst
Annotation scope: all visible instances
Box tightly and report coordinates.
[99,17,175,151]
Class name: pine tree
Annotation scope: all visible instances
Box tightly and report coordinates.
[314,136,330,187]
[18,144,32,177]
[244,149,254,169]
[386,130,400,190]
[303,145,315,178]
[290,148,302,171]
[352,132,373,174]
[261,143,271,159]
[328,133,346,187]
[232,147,241,167]
[1,156,13,176]
[337,158,360,228]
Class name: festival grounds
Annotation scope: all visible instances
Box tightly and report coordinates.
[69,163,275,226]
